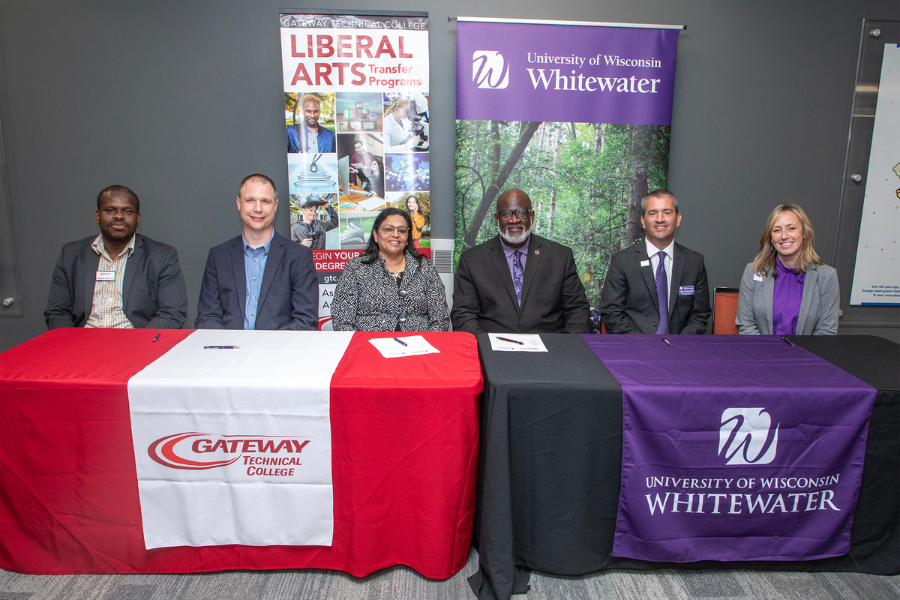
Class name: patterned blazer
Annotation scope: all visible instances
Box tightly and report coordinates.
[331,251,450,332]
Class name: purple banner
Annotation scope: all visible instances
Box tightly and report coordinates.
[581,335,876,562]
[456,21,679,125]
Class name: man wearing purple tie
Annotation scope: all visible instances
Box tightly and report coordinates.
[451,189,590,334]
[599,189,710,334]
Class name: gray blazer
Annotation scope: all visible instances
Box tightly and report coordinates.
[45,233,187,329]
[736,262,839,335]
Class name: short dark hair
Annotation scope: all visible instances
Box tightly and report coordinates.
[238,174,277,197]
[641,189,678,215]
[97,185,140,212]
[361,207,422,264]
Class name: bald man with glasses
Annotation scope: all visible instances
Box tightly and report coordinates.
[451,188,591,334]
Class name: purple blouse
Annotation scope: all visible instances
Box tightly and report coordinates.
[772,257,805,335]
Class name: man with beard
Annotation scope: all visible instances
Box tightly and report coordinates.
[451,188,590,334]
[599,189,710,334]
[287,94,336,154]
[45,185,187,329]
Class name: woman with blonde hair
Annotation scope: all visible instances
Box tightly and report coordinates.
[383,96,415,151]
[736,204,839,335]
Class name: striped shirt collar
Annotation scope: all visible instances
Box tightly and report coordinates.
[92,233,136,260]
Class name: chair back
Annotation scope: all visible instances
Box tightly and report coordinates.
[713,287,740,335]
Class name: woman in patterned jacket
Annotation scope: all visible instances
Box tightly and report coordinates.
[331,208,449,331]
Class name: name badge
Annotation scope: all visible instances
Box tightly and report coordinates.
[640,260,650,267]
[753,274,764,282]
[679,286,694,296]
[96,271,116,281]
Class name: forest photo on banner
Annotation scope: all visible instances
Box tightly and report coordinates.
[455,19,681,309]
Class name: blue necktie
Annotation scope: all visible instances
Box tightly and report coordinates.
[512,250,524,306]
[655,250,669,335]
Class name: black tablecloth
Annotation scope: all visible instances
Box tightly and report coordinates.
[470,335,900,600]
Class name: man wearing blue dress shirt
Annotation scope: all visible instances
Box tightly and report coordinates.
[195,174,318,330]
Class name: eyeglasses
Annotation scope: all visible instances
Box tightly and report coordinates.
[497,209,532,221]
[380,226,409,235]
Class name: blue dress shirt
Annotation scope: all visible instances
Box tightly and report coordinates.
[242,231,274,330]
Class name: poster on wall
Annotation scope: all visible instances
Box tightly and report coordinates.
[279,12,431,328]
[850,43,900,306]
[455,19,681,319]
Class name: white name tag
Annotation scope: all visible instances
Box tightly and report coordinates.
[679,286,695,296]
[753,274,764,282]
[640,260,650,267]
[96,271,116,281]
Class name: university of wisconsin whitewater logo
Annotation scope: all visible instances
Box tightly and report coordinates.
[718,408,779,465]
[472,51,509,89]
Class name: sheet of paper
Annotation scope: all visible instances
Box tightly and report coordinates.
[488,334,547,352]
[369,335,440,358]
[352,196,389,211]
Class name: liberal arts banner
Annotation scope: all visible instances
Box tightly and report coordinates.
[582,335,876,562]
[455,20,680,313]
[129,330,353,549]
[280,13,432,329]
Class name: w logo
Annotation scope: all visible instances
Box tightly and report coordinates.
[718,408,779,465]
[472,51,510,89]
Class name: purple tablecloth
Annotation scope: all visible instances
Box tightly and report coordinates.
[582,335,876,562]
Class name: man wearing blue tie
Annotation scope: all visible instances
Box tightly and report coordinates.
[599,189,711,334]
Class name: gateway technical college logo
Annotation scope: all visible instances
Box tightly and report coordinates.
[148,432,310,472]
[718,408,779,465]
[472,51,509,89]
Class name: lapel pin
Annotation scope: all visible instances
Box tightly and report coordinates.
[534,250,540,255]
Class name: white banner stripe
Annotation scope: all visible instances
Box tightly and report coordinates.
[128,330,352,549]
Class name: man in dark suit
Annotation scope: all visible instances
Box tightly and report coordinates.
[286,95,336,154]
[599,189,710,334]
[195,174,318,330]
[451,189,590,334]
[45,185,187,329]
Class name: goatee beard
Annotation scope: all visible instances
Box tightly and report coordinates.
[497,224,531,246]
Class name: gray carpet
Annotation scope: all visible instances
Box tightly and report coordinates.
[2,549,898,599]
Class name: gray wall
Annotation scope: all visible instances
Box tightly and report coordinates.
[1,0,898,351]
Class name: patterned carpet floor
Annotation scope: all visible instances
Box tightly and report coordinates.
[2,549,898,600]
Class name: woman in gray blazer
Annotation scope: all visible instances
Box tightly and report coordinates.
[736,204,839,335]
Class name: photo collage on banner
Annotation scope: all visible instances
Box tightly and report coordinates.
[280,13,431,329]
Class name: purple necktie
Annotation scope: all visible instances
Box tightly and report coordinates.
[512,250,524,306]
[655,250,669,334]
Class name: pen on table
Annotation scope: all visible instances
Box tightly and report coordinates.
[661,337,674,347]
[498,337,524,345]
[204,346,239,349]
[393,337,408,347]
[152,332,161,342]
[780,336,795,347]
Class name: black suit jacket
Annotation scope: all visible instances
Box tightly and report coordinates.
[599,241,711,334]
[451,234,590,334]
[45,234,187,329]
[195,231,318,330]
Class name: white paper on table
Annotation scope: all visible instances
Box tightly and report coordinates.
[488,334,547,352]
[369,335,439,358]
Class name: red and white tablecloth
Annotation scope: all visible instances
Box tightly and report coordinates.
[0,328,482,577]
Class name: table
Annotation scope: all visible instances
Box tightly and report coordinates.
[471,334,899,600]
[0,328,483,576]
